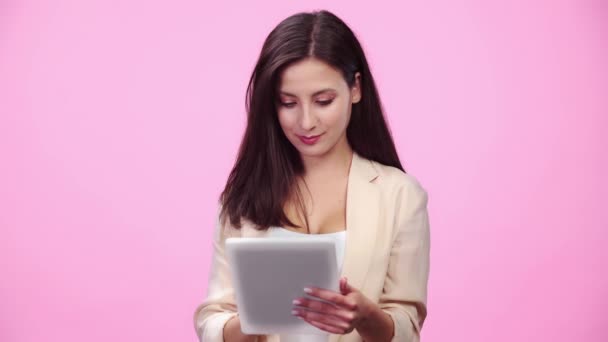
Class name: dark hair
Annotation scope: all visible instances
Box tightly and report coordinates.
[219,9,404,230]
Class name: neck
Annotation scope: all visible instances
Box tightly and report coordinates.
[300,137,353,180]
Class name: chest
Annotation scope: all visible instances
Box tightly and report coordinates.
[284,177,348,234]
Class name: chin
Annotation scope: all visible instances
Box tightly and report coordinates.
[297,150,324,158]
[294,144,335,158]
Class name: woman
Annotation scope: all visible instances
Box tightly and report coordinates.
[194,9,430,342]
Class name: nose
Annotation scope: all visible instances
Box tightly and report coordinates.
[299,105,317,131]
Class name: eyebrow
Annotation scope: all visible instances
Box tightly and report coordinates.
[279,88,336,97]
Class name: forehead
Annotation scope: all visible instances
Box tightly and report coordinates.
[278,58,345,95]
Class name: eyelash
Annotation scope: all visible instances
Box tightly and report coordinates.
[281,99,333,108]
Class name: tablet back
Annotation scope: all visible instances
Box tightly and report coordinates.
[225,237,339,335]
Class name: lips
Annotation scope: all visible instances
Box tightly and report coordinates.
[297,134,323,145]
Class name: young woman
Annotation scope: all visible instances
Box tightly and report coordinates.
[194,10,430,342]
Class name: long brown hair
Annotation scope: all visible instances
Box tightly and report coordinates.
[219,10,404,230]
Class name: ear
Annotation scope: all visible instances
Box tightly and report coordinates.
[351,72,362,104]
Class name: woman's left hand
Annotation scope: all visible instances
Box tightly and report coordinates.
[291,276,375,335]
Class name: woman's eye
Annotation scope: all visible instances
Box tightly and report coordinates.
[280,99,333,108]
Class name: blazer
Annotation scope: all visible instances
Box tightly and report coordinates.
[193,151,431,342]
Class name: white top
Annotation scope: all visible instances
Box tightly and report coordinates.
[267,227,347,342]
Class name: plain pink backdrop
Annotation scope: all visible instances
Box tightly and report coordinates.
[1,1,606,341]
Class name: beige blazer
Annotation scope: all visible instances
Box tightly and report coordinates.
[194,152,431,342]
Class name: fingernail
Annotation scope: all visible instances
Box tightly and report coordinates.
[292,299,301,305]
[291,310,299,315]
[303,287,312,293]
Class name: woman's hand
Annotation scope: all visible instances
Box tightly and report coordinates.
[290,276,376,335]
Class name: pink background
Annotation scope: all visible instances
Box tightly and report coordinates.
[1,1,606,341]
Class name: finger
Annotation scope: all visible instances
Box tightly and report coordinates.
[304,287,358,310]
[299,316,346,334]
[340,277,346,294]
[293,297,356,322]
[341,277,354,295]
[302,317,349,335]
[294,308,351,332]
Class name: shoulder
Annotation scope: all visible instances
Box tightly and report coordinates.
[214,203,243,241]
[369,160,430,234]
[370,160,428,201]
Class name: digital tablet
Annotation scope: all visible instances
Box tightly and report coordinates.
[225,237,339,335]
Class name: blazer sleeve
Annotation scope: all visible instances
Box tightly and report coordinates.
[193,209,240,341]
[378,177,431,342]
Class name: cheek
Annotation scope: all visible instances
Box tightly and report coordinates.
[277,110,295,134]
[324,103,351,131]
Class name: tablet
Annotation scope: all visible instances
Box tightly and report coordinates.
[225,237,339,335]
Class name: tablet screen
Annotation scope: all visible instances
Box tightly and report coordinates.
[226,237,339,335]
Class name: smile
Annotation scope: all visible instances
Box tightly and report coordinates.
[297,134,323,145]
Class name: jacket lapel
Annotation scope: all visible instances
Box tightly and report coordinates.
[329,152,380,342]
[341,151,380,290]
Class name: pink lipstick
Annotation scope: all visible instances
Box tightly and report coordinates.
[298,134,322,145]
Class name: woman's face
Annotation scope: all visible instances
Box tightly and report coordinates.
[276,57,360,159]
